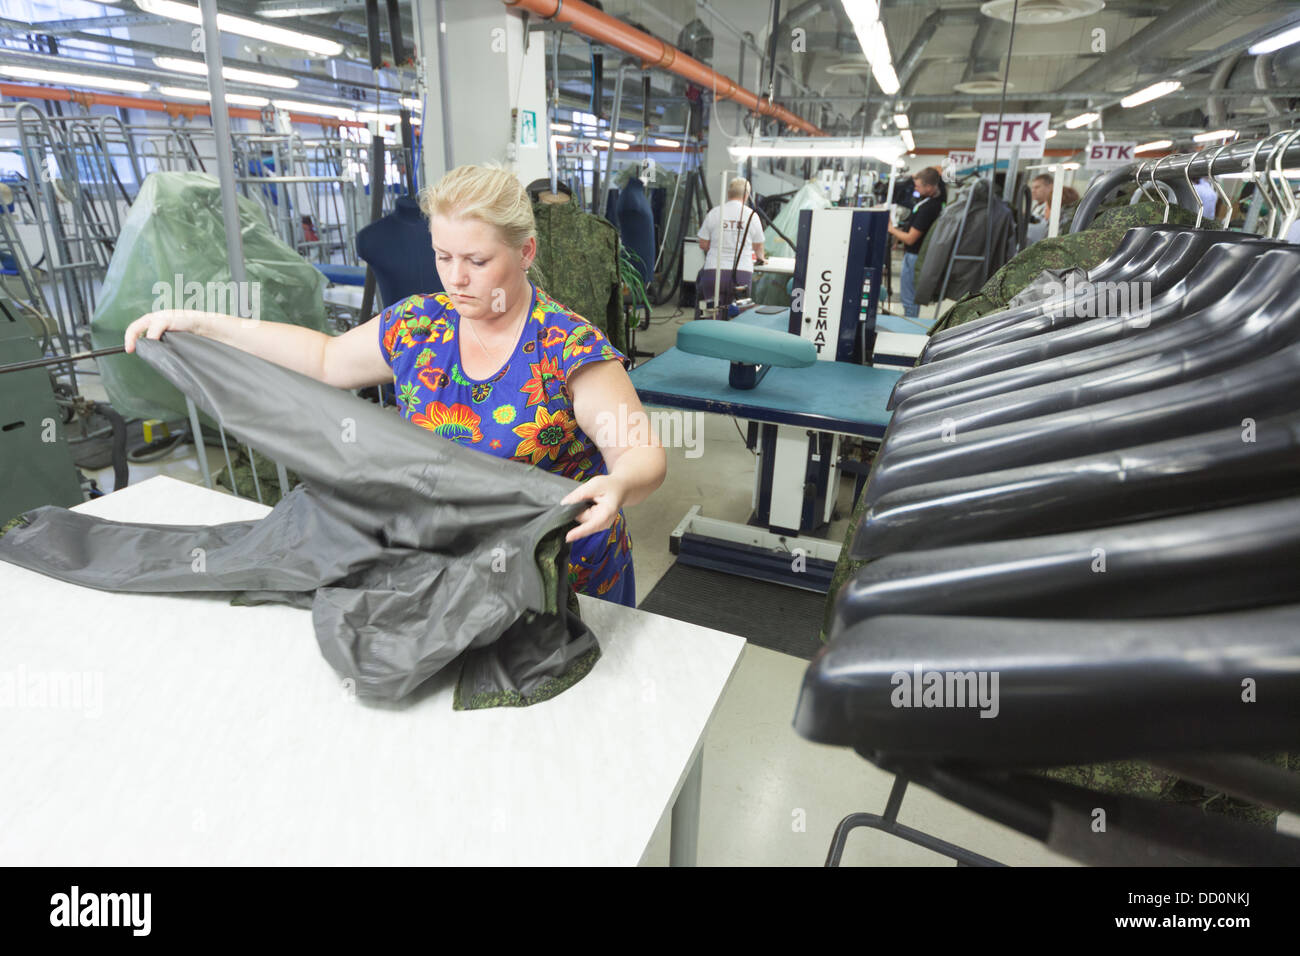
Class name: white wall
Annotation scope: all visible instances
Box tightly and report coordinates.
[434,0,549,185]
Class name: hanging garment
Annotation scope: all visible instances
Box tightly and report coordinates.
[356,195,445,306]
[0,332,601,708]
[614,177,656,286]
[531,199,626,354]
[89,171,331,426]
[930,201,1199,334]
[913,179,1016,306]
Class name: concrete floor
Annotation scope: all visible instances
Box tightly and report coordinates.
[66,273,1298,866]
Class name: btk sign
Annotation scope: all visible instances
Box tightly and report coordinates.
[1087,142,1138,168]
[975,113,1051,159]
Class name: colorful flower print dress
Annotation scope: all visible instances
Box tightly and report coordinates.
[377,284,635,606]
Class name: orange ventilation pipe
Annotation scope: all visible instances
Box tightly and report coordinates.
[504,0,826,136]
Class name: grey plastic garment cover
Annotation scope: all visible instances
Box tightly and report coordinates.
[0,332,600,707]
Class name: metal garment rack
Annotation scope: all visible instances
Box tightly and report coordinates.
[0,109,390,510]
[1071,130,1300,232]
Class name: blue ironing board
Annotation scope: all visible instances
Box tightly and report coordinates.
[630,310,901,438]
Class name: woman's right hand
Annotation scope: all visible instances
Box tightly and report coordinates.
[123,309,207,353]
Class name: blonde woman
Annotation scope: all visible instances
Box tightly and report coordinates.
[125,164,666,607]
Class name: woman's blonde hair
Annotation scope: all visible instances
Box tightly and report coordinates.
[417,163,536,248]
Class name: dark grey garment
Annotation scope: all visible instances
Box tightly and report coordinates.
[915,179,1017,305]
[0,331,599,706]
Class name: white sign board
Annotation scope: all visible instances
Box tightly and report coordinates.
[798,209,854,361]
[1086,142,1137,168]
[944,150,978,177]
[975,113,1051,159]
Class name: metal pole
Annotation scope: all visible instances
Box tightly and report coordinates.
[434,0,454,173]
[199,0,291,499]
[1047,163,1064,238]
[198,0,247,289]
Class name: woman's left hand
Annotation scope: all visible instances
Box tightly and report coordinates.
[561,475,625,542]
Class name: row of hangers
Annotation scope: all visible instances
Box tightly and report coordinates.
[1135,128,1300,237]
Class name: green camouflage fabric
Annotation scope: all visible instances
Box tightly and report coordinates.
[929,200,1199,335]
[211,443,299,507]
[453,580,600,710]
[1037,753,1298,827]
[531,199,627,354]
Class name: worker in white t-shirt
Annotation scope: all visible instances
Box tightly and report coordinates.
[696,177,766,313]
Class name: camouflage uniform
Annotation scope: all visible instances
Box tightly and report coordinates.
[930,201,1198,335]
[531,200,627,355]
[820,205,1294,825]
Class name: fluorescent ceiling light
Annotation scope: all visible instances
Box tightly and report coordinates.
[1135,139,1172,153]
[900,128,915,151]
[1193,129,1236,143]
[135,0,344,57]
[613,131,634,142]
[356,111,401,125]
[591,140,610,149]
[1045,129,1058,138]
[0,65,148,92]
[551,134,575,142]
[1120,80,1182,108]
[1249,23,1300,55]
[893,113,909,130]
[153,55,298,90]
[272,99,357,119]
[1064,112,1099,129]
[160,85,269,107]
[550,122,572,132]
[613,143,629,150]
[729,135,905,163]
[261,4,337,16]
[841,1,900,95]
[399,97,421,111]
[1062,163,1081,169]
[653,137,680,147]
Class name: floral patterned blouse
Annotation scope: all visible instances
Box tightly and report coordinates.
[376,284,635,606]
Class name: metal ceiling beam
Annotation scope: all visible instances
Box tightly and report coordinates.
[29,5,377,58]
[17,14,165,33]
[0,47,410,111]
[0,18,413,90]
[254,0,369,13]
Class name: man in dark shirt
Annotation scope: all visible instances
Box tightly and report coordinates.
[887,167,943,318]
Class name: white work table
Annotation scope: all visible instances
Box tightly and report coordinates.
[0,476,745,866]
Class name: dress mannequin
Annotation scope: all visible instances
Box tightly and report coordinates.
[356,194,444,306]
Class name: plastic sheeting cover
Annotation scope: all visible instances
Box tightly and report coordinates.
[90,171,331,425]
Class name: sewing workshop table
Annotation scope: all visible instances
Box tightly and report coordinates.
[0,476,745,866]
[630,308,903,438]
